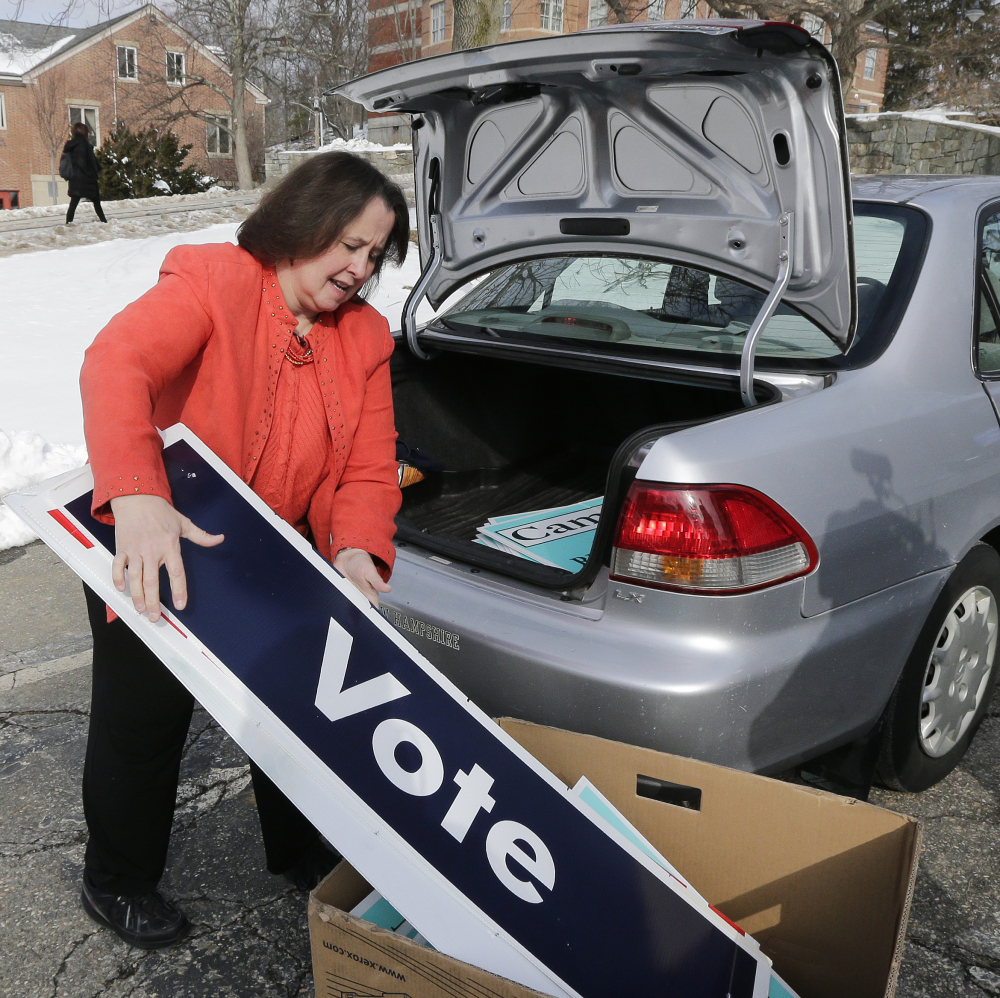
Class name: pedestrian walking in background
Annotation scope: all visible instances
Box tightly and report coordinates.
[62,122,107,223]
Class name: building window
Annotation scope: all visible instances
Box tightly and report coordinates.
[802,12,824,40]
[647,0,664,20]
[679,0,697,16]
[69,106,99,144]
[0,93,6,130]
[206,115,232,155]
[166,51,185,84]
[431,1,446,42]
[588,0,607,26]
[501,0,511,31]
[863,47,878,80]
[540,0,563,32]
[117,45,137,79]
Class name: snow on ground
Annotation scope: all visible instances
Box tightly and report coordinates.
[0,433,87,548]
[315,137,412,153]
[0,223,431,549]
[270,137,411,154]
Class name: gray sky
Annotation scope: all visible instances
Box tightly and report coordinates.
[2,0,144,27]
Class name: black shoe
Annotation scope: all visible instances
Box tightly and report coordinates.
[281,840,341,892]
[81,873,190,949]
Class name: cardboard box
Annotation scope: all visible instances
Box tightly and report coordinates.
[310,720,921,998]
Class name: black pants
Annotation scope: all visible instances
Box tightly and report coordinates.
[82,585,319,895]
[66,196,107,223]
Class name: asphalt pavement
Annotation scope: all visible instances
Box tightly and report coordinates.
[4,540,1000,997]
[0,543,312,997]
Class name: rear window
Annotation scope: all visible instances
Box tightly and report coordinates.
[433,203,928,372]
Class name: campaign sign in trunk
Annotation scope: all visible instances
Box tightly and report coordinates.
[5,425,770,998]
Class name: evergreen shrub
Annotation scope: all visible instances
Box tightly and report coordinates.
[96,123,217,200]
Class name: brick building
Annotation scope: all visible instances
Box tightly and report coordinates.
[366,0,888,145]
[0,4,268,208]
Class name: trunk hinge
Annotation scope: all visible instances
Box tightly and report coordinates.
[402,157,443,361]
[401,214,442,360]
[740,212,795,407]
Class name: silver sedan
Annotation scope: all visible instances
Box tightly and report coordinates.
[338,22,1000,792]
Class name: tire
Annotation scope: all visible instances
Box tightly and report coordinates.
[877,544,1000,792]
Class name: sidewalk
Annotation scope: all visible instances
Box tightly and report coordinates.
[0,191,259,259]
[3,540,1000,996]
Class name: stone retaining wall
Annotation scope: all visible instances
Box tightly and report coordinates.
[847,113,1000,175]
[264,148,415,203]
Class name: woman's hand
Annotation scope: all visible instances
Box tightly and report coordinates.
[110,494,224,622]
[334,547,391,608]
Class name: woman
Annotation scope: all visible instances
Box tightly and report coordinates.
[78,151,409,949]
[63,121,108,223]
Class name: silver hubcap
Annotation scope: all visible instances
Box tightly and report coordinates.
[919,585,998,758]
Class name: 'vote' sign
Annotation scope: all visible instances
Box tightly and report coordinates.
[8,425,769,998]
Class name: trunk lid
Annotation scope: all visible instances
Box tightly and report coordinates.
[336,20,856,349]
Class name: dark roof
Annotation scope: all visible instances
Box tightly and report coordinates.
[0,7,140,60]
[0,18,76,49]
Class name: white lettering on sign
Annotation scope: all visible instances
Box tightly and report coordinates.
[314,618,410,723]
[486,820,556,904]
[441,764,496,843]
[367,717,556,904]
[372,717,445,797]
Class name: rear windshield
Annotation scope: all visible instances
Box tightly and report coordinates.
[433,203,928,372]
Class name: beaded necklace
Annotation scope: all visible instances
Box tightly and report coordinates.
[263,270,316,366]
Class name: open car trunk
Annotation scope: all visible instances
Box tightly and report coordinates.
[391,348,776,590]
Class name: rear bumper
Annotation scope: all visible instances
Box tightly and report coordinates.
[382,548,950,772]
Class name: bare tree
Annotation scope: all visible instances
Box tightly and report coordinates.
[29,66,68,205]
[170,0,288,188]
[275,0,371,141]
[374,0,421,65]
[453,0,504,49]
[585,0,893,94]
[696,1,895,93]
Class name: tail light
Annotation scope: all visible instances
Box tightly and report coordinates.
[611,482,818,594]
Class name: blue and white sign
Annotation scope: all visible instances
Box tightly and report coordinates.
[5,424,770,998]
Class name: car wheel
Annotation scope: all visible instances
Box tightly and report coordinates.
[877,544,1000,792]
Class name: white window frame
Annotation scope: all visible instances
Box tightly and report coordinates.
[679,0,697,17]
[802,12,825,40]
[539,0,563,33]
[166,50,186,85]
[501,0,512,31]
[206,114,232,156]
[588,0,607,26]
[430,1,446,43]
[117,44,137,80]
[68,105,100,145]
[863,47,878,80]
[0,93,6,130]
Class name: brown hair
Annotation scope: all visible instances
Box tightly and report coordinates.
[71,122,90,137]
[237,151,409,282]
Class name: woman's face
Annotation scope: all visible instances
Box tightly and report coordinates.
[282,198,396,317]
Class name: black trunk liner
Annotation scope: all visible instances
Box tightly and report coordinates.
[398,453,606,543]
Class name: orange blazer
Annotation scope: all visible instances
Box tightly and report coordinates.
[80,242,400,573]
